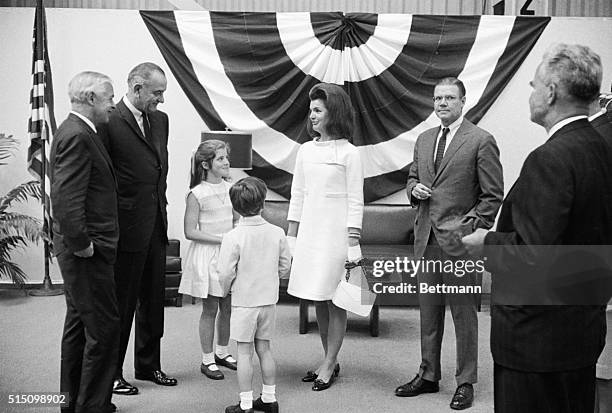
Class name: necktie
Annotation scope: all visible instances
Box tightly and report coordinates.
[142,113,151,140]
[434,127,449,173]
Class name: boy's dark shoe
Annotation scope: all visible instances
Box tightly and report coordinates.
[225,403,253,413]
[253,397,279,413]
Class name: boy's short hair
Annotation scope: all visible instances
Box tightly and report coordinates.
[230,177,267,217]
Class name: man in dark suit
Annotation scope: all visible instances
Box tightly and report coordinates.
[51,71,119,413]
[463,44,612,413]
[590,90,612,413]
[398,77,504,410]
[100,62,176,394]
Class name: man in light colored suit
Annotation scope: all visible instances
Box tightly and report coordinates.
[397,77,503,410]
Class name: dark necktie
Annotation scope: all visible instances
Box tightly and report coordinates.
[434,127,449,173]
[142,113,151,140]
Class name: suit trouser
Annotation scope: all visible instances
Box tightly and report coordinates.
[58,249,119,413]
[417,231,478,385]
[494,363,595,413]
[114,214,166,376]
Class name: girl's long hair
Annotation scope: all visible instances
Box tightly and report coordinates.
[189,139,230,189]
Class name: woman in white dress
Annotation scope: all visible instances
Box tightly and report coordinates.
[287,83,364,391]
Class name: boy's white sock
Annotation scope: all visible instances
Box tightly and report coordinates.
[216,345,236,362]
[202,352,219,371]
[261,384,276,403]
[240,391,253,410]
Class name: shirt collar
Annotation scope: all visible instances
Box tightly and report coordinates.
[440,115,464,135]
[123,95,143,120]
[548,115,587,138]
[238,215,266,226]
[70,110,96,133]
[588,109,606,122]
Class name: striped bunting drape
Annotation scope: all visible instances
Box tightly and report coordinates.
[141,12,550,202]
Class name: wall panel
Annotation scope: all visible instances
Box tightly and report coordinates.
[4,0,610,15]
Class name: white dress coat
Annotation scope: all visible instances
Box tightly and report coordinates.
[286,138,364,301]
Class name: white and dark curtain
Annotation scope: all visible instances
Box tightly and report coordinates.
[141,11,549,202]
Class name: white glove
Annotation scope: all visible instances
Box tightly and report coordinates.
[347,244,362,262]
[286,236,297,257]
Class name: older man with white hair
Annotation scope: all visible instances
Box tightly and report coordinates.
[50,71,118,413]
[463,43,612,413]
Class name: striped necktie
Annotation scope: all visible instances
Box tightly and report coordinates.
[434,127,449,173]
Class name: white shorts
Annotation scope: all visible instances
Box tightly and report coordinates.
[230,305,276,343]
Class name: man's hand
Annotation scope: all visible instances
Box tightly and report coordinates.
[411,183,432,200]
[461,228,488,256]
[73,242,94,258]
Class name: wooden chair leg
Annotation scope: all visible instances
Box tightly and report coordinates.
[369,304,379,337]
[299,299,309,334]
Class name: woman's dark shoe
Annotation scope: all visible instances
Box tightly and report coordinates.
[301,363,340,382]
[312,370,337,391]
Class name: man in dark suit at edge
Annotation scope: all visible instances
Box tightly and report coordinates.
[590,87,612,413]
[463,44,612,413]
[51,71,119,413]
[100,62,177,395]
[398,77,504,410]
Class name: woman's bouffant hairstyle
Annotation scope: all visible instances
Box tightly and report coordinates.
[229,177,267,217]
[306,83,355,141]
[189,139,230,189]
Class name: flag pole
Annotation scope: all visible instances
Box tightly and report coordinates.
[28,0,62,296]
[29,138,62,296]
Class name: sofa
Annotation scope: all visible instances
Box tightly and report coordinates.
[262,200,417,337]
[164,239,183,307]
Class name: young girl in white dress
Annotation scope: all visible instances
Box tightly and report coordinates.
[179,139,238,380]
[286,83,364,391]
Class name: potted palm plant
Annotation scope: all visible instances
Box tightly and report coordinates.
[0,133,44,286]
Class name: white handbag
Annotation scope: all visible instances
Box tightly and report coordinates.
[332,260,376,317]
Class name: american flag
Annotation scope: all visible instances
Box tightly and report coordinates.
[27,0,56,260]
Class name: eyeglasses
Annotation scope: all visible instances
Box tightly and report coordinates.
[433,95,459,103]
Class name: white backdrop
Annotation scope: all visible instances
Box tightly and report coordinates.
[1,8,611,283]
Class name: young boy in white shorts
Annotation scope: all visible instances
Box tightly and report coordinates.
[218,177,291,413]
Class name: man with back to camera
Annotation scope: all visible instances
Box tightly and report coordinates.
[590,86,612,413]
[463,43,612,413]
[51,71,119,413]
[99,62,177,395]
[398,77,504,410]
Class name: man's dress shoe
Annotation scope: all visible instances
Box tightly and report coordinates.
[450,383,474,410]
[112,377,139,395]
[252,397,279,413]
[395,375,439,397]
[215,354,238,370]
[301,363,340,382]
[134,369,178,386]
[225,402,253,413]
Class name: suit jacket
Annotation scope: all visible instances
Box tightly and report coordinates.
[485,118,612,372]
[50,113,119,264]
[407,118,504,258]
[99,100,169,252]
[591,109,612,140]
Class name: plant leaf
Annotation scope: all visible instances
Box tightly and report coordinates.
[0,181,42,212]
[0,133,18,165]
